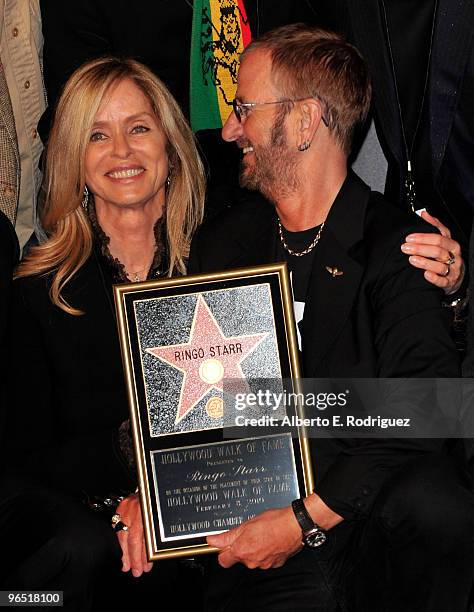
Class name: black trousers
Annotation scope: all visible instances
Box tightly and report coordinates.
[203,453,474,612]
[0,477,203,611]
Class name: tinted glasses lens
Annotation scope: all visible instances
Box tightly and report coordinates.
[232,99,242,122]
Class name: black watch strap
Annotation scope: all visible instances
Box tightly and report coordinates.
[291,498,315,533]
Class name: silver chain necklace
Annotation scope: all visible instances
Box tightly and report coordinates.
[277,219,325,257]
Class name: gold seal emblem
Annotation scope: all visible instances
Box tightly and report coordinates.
[206,397,224,419]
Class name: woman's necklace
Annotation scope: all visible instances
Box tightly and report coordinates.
[127,265,150,283]
[125,248,157,282]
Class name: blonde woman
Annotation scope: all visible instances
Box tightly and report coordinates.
[1,58,205,609]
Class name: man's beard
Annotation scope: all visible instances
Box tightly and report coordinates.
[239,110,300,202]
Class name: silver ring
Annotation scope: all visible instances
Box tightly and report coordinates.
[111,513,121,527]
[442,265,450,277]
[445,251,455,266]
[111,513,128,532]
[114,521,129,533]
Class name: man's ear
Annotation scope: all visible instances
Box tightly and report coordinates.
[295,98,325,151]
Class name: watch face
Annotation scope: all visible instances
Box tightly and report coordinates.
[304,529,327,548]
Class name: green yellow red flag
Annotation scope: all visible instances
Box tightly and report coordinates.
[190,0,252,132]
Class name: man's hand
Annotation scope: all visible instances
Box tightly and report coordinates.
[206,494,343,570]
[207,506,302,569]
[115,494,153,577]
[401,211,464,295]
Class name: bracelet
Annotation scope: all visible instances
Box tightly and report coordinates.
[442,293,469,322]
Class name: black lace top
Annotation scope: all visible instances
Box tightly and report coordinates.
[88,198,168,283]
[85,199,169,501]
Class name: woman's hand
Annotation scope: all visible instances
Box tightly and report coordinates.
[115,494,153,577]
[401,211,464,295]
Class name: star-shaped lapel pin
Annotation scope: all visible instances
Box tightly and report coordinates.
[146,295,267,425]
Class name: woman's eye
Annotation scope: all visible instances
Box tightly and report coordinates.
[131,125,150,134]
[90,132,106,142]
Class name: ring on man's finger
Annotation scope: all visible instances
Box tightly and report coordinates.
[441,264,450,277]
[444,251,456,266]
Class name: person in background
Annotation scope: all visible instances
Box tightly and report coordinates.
[1,57,205,610]
[309,0,473,354]
[0,0,46,251]
[306,0,474,496]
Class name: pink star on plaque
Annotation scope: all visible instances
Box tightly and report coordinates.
[146,295,267,424]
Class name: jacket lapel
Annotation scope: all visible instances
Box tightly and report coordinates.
[302,173,369,375]
[429,0,474,179]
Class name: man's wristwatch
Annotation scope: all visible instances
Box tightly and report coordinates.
[291,498,327,548]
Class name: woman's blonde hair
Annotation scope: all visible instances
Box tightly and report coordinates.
[16,57,206,314]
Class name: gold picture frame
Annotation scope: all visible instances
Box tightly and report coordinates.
[114,263,314,560]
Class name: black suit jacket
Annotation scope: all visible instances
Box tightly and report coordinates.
[356,0,473,242]
[306,0,474,379]
[3,252,135,496]
[189,172,459,518]
[311,0,474,244]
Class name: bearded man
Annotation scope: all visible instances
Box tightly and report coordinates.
[187,24,474,612]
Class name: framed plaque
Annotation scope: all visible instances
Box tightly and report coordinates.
[114,263,314,560]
